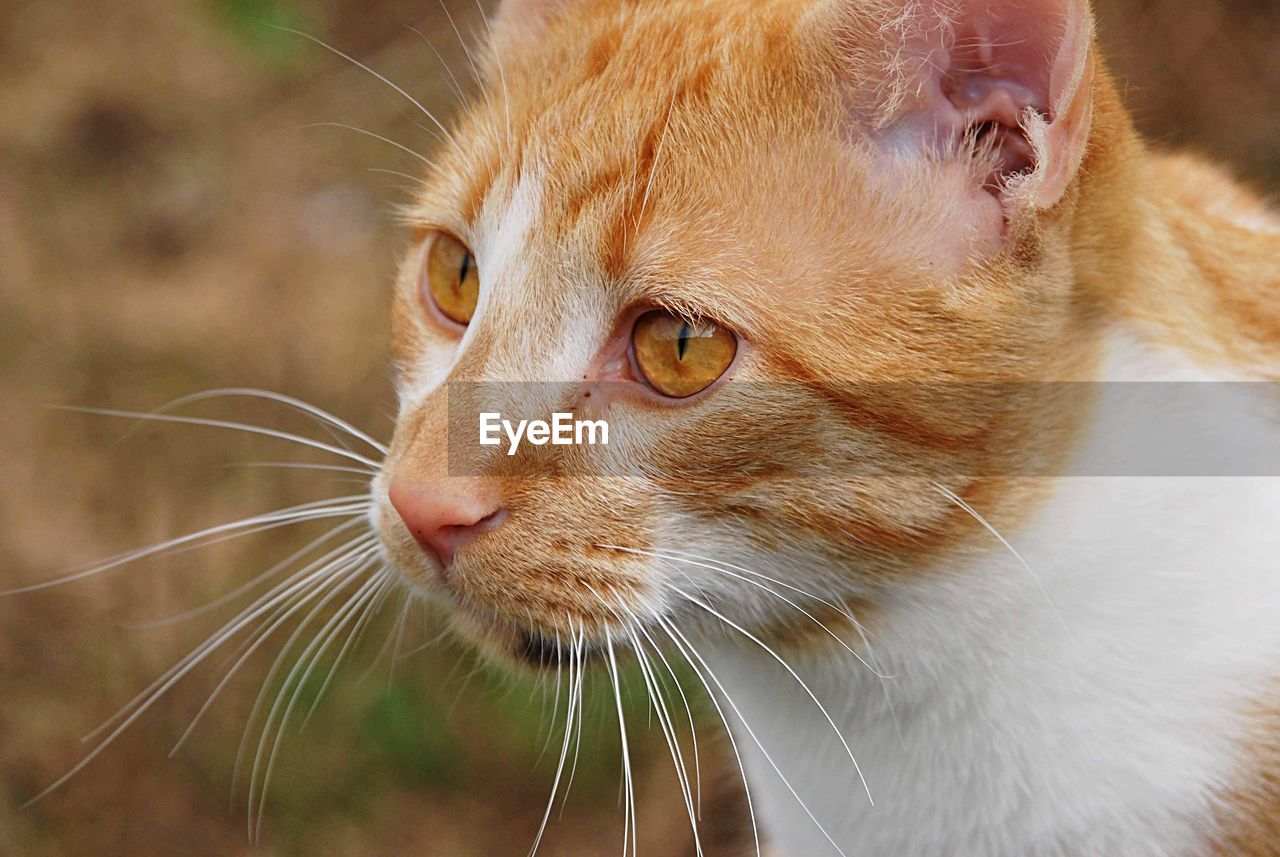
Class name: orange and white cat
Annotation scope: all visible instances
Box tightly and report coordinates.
[374,0,1280,854]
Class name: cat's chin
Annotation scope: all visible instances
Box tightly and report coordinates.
[442,603,617,673]
[512,629,606,670]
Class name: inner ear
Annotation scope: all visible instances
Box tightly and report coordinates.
[941,10,1056,185]
[853,0,1094,213]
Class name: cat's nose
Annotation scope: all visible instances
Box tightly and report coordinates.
[387,476,507,568]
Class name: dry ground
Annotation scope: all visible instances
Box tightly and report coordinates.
[1,1,1276,855]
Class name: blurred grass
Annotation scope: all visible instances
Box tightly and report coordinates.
[211,0,314,66]
[0,0,1277,855]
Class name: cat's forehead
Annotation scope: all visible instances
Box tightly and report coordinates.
[398,0,1004,387]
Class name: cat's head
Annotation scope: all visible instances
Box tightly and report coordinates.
[374,0,1114,665]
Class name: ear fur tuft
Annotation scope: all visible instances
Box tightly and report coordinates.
[819,0,1095,217]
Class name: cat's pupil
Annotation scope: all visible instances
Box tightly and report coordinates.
[677,323,690,361]
[458,251,472,286]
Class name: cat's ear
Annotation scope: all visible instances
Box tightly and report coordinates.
[816,0,1095,214]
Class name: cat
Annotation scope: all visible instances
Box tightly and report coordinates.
[14,0,1263,853]
[372,0,1280,853]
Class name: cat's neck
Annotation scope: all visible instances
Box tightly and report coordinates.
[1092,148,1280,377]
[703,331,1280,857]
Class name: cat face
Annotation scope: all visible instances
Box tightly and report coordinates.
[375,0,1101,665]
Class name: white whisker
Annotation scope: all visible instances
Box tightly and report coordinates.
[300,569,398,728]
[248,559,385,838]
[436,0,483,92]
[231,549,378,803]
[603,625,638,857]
[21,542,377,809]
[930,480,1073,638]
[125,518,370,630]
[274,28,461,157]
[528,621,584,857]
[559,627,588,819]
[469,0,513,147]
[661,617,847,857]
[667,583,873,807]
[303,122,439,169]
[218,461,378,477]
[87,532,379,745]
[628,616,702,817]
[407,25,468,104]
[654,615,760,857]
[355,586,415,688]
[136,388,388,457]
[631,630,704,856]
[170,544,380,756]
[57,405,383,469]
[603,545,893,680]
[4,496,372,596]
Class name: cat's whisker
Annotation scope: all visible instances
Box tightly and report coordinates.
[645,538,866,629]
[630,627,704,856]
[95,504,371,609]
[559,622,588,819]
[532,629,565,768]
[528,620,584,857]
[585,587,699,857]
[601,544,894,681]
[130,502,373,567]
[468,0,513,149]
[654,615,760,857]
[300,569,399,731]
[56,405,384,470]
[628,616,703,817]
[169,542,382,756]
[405,116,455,152]
[303,121,440,170]
[137,388,388,458]
[354,586,415,688]
[19,540,378,809]
[660,616,849,857]
[217,461,378,477]
[602,624,638,857]
[368,166,428,193]
[87,532,379,744]
[393,621,452,663]
[406,25,469,105]
[249,560,387,840]
[929,480,1074,638]
[636,86,678,230]
[536,625,575,766]
[666,583,874,808]
[4,496,373,596]
[125,518,371,630]
[436,0,484,96]
[581,587,639,857]
[272,27,462,157]
[231,550,379,807]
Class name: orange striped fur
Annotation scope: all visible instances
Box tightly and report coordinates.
[375,0,1279,852]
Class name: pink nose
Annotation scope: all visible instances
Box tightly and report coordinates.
[388,477,507,568]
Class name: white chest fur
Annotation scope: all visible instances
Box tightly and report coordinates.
[702,335,1280,857]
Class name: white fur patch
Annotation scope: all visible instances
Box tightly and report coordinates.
[698,331,1280,856]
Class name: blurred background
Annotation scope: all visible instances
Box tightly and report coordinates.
[1,1,1277,855]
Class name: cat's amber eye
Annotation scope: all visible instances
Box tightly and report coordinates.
[631,309,737,398]
[422,231,479,325]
